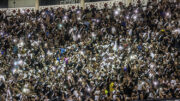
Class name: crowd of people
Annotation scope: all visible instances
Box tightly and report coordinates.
[0,0,180,101]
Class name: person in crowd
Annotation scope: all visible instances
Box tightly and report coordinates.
[0,0,180,100]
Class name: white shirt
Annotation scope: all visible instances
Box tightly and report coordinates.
[0,75,5,81]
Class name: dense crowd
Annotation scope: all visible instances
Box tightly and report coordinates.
[0,0,180,101]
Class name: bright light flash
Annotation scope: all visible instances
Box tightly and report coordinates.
[28,34,31,38]
[63,16,68,20]
[18,41,24,47]
[87,87,91,92]
[119,45,123,50]
[77,10,81,14]
[134,9,138,13]
[77,17,81,21]
[14,61,18,66]
[52,66,56,71]
[150,64,155,69]
[91,32,96,37]
[141,81,145,85]
[126,16,129,19]
[78,78,82,82]
[21,10,25,14]
[55,60,59,64]
[173,29,180,33]
[38,18,41,22]
[13,39,17,42]
[153,81,158,86]
[17,54,21,58]
[80,51,84,55]
[18,60,23,65]
[58,24,63,29]
[130,54,136,60]
[114,10,119,16]
[96,19,100,23]
[0,31,3,35]
[44,43,48,47]
[149,73,153,78]
[47,50,53,56]
[166,12,170,16]
[113,43,118,51]
[68,75,71,80]
[77,34,81,38]
[34,41,39,46]
[22,88,30,93]
[12,68,17,74]
[133,15,137,20]
[150,52,155,58]
[42,12,45,15]
[20,42,24,46]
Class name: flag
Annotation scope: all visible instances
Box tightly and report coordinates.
[109,82,114,92]
[57,57,60,63]
[60,48,66,54]
[64,58,68,64]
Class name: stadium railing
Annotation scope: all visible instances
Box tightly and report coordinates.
[0,0,148,15]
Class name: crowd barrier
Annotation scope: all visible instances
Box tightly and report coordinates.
[0,0,148,15]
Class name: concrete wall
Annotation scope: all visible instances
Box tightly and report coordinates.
[8,0,35,8]
[0,0,8,8]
